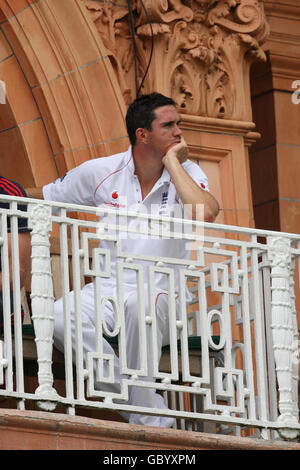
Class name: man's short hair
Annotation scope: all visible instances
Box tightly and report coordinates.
[126,92,176,146]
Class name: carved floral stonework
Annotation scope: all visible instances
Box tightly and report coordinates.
[84,0,269,121]
[267,236,299,439]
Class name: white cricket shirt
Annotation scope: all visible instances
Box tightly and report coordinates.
[43,147,209,298]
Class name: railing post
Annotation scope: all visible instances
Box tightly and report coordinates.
[29,203,58,411]
[267,236,299,440]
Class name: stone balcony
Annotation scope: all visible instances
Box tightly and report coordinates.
[1,408,300,451]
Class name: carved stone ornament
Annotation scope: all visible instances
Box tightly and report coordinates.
[29,204,59,411]
[267,236,299,440]
[84,0,269,120]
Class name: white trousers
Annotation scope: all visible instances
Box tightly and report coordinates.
[53,283,176,427]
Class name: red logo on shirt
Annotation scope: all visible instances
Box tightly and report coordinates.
[200,183,206,189]
[112,191,118,199]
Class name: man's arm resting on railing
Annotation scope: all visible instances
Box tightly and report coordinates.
[25,187,44,199]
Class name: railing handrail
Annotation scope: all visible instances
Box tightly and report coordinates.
[0,193,300,241]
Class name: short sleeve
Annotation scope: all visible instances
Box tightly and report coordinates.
[182,160,210,192]
[43,161,96,207]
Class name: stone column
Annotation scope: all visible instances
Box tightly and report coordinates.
[29,203,59,411]
[85,0,269,231]
[267,236,299,440]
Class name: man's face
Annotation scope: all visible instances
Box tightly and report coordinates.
[145,105,182,157]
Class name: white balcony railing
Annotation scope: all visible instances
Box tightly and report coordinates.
[0,194,300,441]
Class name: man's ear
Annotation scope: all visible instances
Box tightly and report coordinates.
[136,127,148,144]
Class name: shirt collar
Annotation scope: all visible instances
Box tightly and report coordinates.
[127,146,135,174]
[160,166,171,183]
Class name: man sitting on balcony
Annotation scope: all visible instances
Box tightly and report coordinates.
[0,177,31,334]
[26,93,219,427]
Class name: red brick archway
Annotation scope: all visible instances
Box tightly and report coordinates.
[0,0,128,189]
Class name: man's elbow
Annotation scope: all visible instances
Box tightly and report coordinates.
[204,205,219,223]
[190,201,219,222]
[191,206,218,222]
[204,212,216,223]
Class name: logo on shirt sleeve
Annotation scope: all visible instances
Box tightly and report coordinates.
[112,191,118,199]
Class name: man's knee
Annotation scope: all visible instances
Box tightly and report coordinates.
[124,291,140,327]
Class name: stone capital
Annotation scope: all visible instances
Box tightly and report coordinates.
[85,0,269,121]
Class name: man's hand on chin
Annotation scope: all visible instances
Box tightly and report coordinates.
[162,138,189,166]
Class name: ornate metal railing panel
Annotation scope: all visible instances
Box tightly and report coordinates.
[0,195,299,440]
